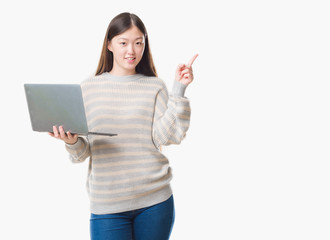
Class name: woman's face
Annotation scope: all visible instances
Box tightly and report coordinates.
[108,25,145,75]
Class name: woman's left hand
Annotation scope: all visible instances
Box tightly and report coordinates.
[175,54,198,86]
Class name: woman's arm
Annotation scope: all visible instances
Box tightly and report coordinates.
[152,54,198,148]
[49,125,90,163]
[152,81,191,148]
[65,137,91,163]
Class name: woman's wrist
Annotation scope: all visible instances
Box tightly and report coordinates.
[66,139,78,145]
[172,80,188,97]
[65,138,79,146]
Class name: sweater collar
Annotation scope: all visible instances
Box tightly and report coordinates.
[102,72,144,82]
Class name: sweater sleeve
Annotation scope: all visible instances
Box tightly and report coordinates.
[65,137,91,163]
[152,80,191,149]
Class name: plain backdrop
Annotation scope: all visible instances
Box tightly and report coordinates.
[1,0,330,239]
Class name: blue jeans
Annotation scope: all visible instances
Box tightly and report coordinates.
[90,195,175,240]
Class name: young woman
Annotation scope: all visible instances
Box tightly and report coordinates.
[49,12,197,240]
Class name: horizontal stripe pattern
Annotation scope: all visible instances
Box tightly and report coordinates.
[65,73,191,214]
[152,88,191,147]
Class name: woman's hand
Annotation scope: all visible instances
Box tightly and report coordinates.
[175,54,198,86]
[48,125,78,145]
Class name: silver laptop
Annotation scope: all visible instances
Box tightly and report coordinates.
[24,84,117,137]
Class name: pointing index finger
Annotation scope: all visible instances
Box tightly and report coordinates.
[187,54,199,68]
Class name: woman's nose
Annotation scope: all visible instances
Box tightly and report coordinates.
[127,44,135,54]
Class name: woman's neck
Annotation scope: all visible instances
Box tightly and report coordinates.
[109,69,136,76]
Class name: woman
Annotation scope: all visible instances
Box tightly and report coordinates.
[49,12,197,240]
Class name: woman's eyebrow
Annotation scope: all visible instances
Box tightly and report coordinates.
[117,37,144,41]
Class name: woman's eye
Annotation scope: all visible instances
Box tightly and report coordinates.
[120,42,126,46]
[136,42,142,46]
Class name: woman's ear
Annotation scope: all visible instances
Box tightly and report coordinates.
[107,40,113,52]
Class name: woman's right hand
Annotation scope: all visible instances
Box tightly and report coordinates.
[48,125,79,145]
[175,54,198,86]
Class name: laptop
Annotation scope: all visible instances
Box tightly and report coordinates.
[24,84,117,137]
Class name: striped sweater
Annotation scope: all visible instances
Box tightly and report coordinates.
[65,72,191,214]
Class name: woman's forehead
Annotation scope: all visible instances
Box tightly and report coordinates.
[115,26,144,40]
